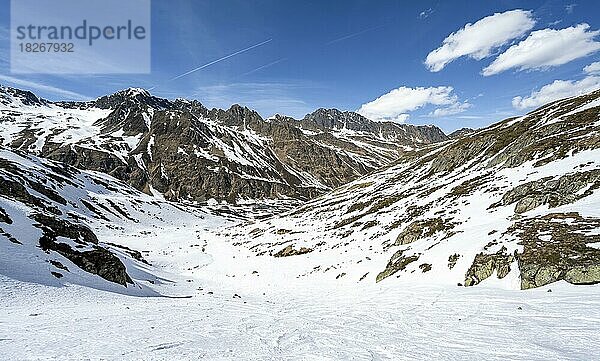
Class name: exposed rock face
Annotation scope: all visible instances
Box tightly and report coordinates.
[448,128,475,139]
[273,244,313,257]
[464,247,515,287]
[463,213,600,289]
[0,148,138,287]
[0,86,46,107]
[300,108,448,144]
[419,263,432,272]
[376,250,420,282]
[33,214,98,244]
[35,214,132,286]
[393,218,455,246]
[448,254,460,269]
[492,170,600,213]
[511,213,600,289]
[0,86,448,203]
[425,91,600,176]
[0,206,11,224]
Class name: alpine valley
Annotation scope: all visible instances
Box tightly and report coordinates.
[1,85,599,360]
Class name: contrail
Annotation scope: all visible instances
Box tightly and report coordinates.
[170,38,273,81]
[240,58,286,77]
[326,25,384,45]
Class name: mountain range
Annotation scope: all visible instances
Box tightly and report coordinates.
[0,84,599,293]
[0,86,445,202]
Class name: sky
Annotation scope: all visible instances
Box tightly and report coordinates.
[1,0,600,132]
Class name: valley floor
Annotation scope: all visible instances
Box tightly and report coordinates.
[2,274,599,360]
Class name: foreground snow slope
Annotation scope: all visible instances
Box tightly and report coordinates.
[2,275,599,361]
[0,147,240,295]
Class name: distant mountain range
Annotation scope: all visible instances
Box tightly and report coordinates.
[0,86,446,202]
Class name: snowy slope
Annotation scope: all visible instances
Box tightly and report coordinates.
[0,147,236,295]
[218,90,600,290]
[2,275,600,361]
[0,89,599,360]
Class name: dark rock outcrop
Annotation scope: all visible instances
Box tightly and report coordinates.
[34,214,133,286]
[511,213,600,289]
[448,128,475,139]
[491,170,600,213]
[376,250,420,282]
[0,151,136,287]
[464,247,515,286]
[273,244,313,257]
[394,218,455,246]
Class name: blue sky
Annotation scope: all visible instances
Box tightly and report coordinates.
[1,0,600,132]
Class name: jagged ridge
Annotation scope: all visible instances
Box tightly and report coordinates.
[0,85,447,203]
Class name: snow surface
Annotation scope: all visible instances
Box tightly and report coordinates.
[2,88,600,360]
[2,275,599,360]
[2,176,599,360]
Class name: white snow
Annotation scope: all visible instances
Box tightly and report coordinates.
[1,275,599,360]
[1,88,600,360]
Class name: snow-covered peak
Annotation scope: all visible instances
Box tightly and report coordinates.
[0,85,47,108]
[93,87,172,111]
[124,87,151,97]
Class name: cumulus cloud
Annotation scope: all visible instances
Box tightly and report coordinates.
[357,86,469,122]
[429,102,472,117]
[584,61,600,74]
[483,24,600,76]
[425,10,535,72]
[512,75,600,109]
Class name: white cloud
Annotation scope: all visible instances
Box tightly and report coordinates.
[429,102,472,117]
[483,24,600,76]
[0,75,88,100]
[512,75,600,109]
[357,86,469,122]
[425,10,534,72]
[392,114,410,122]
[584,61,600,74]
[419,8,433,20]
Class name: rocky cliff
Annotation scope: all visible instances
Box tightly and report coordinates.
[0,86,447,203]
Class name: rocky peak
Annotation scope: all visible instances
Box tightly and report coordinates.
[301,108,448,143]
[210,104,264,128]
[94,87,172,110]
[302,108,372,131]
[448,127,476,139]
[171,98,209,115]
[267,114,295,123]
[0,85,47,107]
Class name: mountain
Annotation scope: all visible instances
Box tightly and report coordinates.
[448,127,476,139]
[0,86,447,203]
[0,144,302,293]
[1,85,599,293]
[220,90,600,290]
